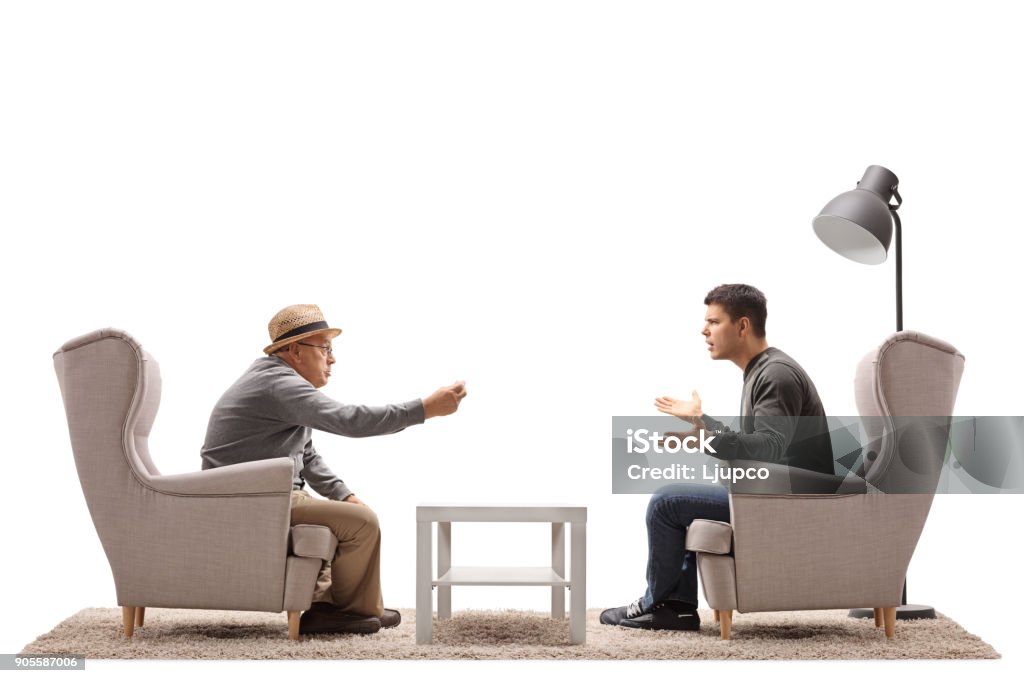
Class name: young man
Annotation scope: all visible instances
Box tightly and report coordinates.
[201,304,467,634]
[601,284,833,631]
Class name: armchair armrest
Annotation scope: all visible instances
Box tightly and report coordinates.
[147,457,294,496]
[685,519,733,554]
[290,524,338,561]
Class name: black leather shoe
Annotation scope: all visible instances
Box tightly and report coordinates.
[621,602,701,631]
[299,604,382,635]
[380,609,401,628]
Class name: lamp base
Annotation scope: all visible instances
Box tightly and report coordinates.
[848,605,936,620]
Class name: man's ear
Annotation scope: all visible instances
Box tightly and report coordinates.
[737,317,750,336]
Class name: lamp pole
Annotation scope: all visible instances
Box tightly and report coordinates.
[891,188,903,332]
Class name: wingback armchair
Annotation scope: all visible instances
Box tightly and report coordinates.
[686,331,965,640]
[53,328,337,640]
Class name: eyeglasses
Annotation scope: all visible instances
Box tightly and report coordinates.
[296,341,334,358]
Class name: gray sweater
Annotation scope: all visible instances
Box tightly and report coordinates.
[701,347,835,475]
[200,355,425,500]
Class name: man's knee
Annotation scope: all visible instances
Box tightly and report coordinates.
[646,491,669,523]
[647,484,689,521]
[361,507,380,534]
[343,504,380,541]
[646,483,718,523]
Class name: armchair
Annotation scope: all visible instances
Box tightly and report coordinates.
[53,328,337,640]
[686,331,964,640]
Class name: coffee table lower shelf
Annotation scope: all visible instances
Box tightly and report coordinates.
[435,567,570,586]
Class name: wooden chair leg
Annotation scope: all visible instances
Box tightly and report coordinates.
[882,607,897,639]
[287,610,301,640]
[135,607,145,628]
[873,608,883,628]
[720,609,732,640]
[714,609,720,623]
[122,606,136,638]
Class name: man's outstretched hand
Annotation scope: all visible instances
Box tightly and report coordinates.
[655,390,703,420]
[424,381,467,419]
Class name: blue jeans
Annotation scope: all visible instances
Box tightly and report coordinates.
[642,483,730,611]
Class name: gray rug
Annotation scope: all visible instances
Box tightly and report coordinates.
[19,607,999,660]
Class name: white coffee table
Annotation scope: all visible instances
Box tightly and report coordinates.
[415,504,587,644]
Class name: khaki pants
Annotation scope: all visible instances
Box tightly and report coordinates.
[290,490,384,618]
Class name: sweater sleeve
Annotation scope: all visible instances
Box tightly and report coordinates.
[705,365,805,463]
[700,414,732,434]
[270,373,426,437]
[301,440,353,501]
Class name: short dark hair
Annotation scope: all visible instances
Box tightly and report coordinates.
[704,284,767,338]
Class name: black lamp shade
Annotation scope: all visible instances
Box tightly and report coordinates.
[812,165,898,265]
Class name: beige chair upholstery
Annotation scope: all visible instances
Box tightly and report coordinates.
[53,328,337,640]
[687,331,965,640]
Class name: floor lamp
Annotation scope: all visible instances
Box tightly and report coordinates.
[813,165,935,620]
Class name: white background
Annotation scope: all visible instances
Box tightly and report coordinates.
[1,1,1021,680]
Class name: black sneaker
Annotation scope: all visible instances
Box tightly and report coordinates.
[621,601,701,631]
[600,596,648,626]
[299,603,382,635]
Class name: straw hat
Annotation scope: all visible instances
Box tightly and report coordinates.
[263,304,342,355]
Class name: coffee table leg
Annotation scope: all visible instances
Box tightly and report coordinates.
[570,521,586,644]
[437,521,451,620]
[416,520,433,644]
[551,522,565,619]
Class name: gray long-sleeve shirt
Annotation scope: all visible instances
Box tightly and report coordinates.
[200,355,425,500]
[701,347,835,475]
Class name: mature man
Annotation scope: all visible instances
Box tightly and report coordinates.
[201,304,467,634]
[601,284,833,631]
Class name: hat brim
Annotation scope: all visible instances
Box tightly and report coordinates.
[263,328,342,355]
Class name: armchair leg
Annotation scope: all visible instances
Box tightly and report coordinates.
[287,610,301,641]
[714,609,720,624]
[882,607,897,639]
[121,606,136,638]
[720,610,732,640]
[873,608,883,628]
[135,607,145,628]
